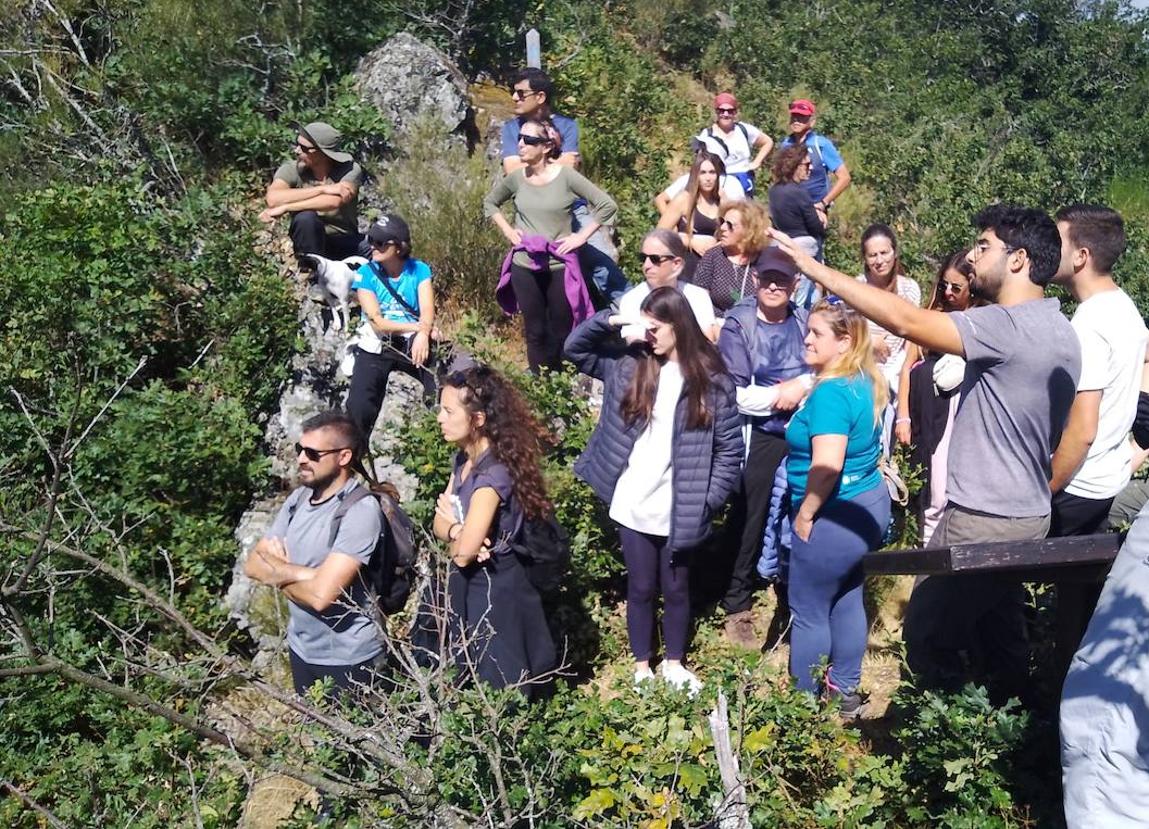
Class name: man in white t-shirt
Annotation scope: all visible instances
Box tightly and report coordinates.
[1050,204,1149,532]
[617,229,716,340]
[1056,204,1149,829]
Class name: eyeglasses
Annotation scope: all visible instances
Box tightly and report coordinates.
[716,107,737,115]
[511,88,538,100]
[295,442,348,462]
[638,252,678,265]
[970,239,1016,260]
[518,132,548,146]
[295,143,319,154]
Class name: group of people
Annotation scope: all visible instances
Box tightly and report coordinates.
[255,72,1149,826]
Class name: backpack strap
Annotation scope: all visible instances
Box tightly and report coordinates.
[737,122,750,145]
[705,126,730,157]
[327,484,374,549]
[370,261,421,320]
[285,486,309,523]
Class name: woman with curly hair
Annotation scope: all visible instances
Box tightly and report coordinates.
[767,144,826,309]
[692,199,772,317]
[415,365,556,697]
[566,287,743,692]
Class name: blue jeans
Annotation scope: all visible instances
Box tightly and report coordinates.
[788,482,890,693]
[572,202,628,305]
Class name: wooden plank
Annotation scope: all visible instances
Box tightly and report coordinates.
[863,533,1121,576]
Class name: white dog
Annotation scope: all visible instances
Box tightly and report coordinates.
[300,253,368,331]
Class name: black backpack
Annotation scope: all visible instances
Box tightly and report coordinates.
[288,482,418,615]
[510,514,571,593]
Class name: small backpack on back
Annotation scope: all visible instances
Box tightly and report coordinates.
[288,482,418,615]
[510,513,571,593]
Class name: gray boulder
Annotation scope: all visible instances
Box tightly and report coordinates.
[356,33,476,145]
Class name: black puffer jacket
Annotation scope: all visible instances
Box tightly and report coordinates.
[565,311,744,555]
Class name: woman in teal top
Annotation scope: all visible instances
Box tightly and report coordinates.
[784,298,890,717]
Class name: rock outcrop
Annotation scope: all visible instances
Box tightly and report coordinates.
[355,33,477,148]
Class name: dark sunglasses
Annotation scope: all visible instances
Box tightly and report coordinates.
[637,252,678,265]
[518,132,548,146]
[511,88,538,100]
[295,442,348,462]
[295,143,319,154]
[721,218,738,229]
[940,281,967,293]
[716,107,737,115]
[369,239,397,250]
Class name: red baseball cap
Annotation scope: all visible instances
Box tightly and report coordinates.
[789,99,816,117]
[714,92,739,109]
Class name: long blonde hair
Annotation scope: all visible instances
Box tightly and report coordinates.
[810,299,888,424]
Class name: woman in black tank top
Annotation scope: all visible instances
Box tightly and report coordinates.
[657,151,726,281]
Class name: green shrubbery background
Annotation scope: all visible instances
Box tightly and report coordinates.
[3,0,1149,825]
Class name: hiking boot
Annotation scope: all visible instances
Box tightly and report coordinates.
[724,610,758,649]
[660,662,703,695]
[834,691,866,720]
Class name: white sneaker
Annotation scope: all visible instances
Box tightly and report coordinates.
[660,662,703,695]
[633,666,655,687]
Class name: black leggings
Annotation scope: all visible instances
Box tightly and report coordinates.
[510,263,573,373]
[345,346,438,439]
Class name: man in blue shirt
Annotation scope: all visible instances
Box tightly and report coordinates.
[779,99,852,221]
[499,68,628,304]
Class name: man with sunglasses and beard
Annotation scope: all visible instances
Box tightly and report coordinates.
[259,121,368,264]
[244,411,384,699]
[771,205,1080,705]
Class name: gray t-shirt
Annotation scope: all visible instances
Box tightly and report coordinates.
[265,479,383,665]
[946,299,1081,518]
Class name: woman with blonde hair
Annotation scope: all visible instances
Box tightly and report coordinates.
[785,298,890,717]
[692,199,772,314]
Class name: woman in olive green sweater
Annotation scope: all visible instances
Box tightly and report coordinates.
[484,117,618,372]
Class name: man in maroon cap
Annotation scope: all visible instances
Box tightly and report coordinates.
[779,99,851,220]
[693,92,773,197]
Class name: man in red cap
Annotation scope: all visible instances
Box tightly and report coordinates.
[779,99,851,221]
[693,92,773,197]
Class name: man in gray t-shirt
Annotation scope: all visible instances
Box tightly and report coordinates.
[244,411,383,696]
[771,204,1081,702]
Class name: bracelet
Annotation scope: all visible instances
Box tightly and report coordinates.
[448,522,462,541]
[895,417,911,424]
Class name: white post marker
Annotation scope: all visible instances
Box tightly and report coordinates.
[526,28,541,68]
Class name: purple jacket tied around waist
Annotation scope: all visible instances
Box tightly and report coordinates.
[496,235,595,325]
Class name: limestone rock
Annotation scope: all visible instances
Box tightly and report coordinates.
[355,33,475,144]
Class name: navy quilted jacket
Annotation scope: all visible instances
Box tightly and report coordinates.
[565,311,744,555]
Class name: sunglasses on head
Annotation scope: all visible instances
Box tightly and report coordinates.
[295,442,348,462]
[518,132,548,146]
[638,252,677,265]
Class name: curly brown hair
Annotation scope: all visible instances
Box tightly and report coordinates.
[771,144,810,184]
[442,366,553,520]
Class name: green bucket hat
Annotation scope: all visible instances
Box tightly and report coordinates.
[298,121,353,164]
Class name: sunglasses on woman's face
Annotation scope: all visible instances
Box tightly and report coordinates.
[638,252,677,265]
[518,133,548,146]
[716,107,737,115]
